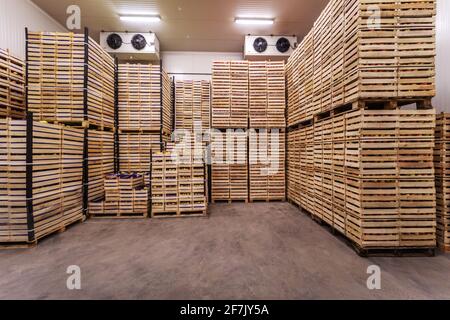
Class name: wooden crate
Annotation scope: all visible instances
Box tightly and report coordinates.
[87,129,114,202]
[0,118,84,245]
[0,49,25,119]
[27,31,115,129]
[175,80,210,130]
[249,129,286,201]
[151,152,207,217]
[212,61,248,128]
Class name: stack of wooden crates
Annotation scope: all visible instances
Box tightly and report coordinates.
[435,114,450,252]
[211,61,249,202]
[27,30,116,213]
[88,63,172,218]
[117,63,172,180]
[0,49,25,119]
[286,0,437,252]
[286,0,436,126]
[211,61,287,202]
[249,61,286,202]
[1,47,85,247]
[89,174,149,218]
[175,80,210,130]
[151,152,207,218]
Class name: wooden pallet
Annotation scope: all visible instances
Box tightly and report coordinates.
[152,210,207,219]
[0,118,84,246]
[175,80,211,130]
[0,48,25,119]
[27,31,115,129]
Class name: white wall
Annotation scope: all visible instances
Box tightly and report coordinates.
[0,0,66,59]
[434,0,450,113]
[161,51,243,81]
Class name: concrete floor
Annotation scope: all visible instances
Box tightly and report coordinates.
[0,202,449,300]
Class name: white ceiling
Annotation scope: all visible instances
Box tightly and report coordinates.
[31,0,329,52]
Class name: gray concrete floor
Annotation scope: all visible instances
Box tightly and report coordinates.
[0,202,449,300]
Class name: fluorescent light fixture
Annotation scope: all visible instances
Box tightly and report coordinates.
[235,17,274,25]
[120,15,161,22]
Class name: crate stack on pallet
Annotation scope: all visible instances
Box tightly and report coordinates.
[0,49,25,119]
[151,152,207,218]
[287,125,315,213]
[117,63,172,187]
[0,116,84,247]
[434,114,450,252]
[286,0,437,253]
[248,61,286,202]
[288,110,437,251]
[212,61,248,128]
[210,129,248,202]
[211,61,249,202]
[89,174,149,218]
[175,80,210,130]
[26,30,116,215]
[285,0,436,126]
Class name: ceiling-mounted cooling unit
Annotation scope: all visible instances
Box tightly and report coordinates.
[100,32,160,61]
[244,35,297,61]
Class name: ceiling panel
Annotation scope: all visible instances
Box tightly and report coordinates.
[31,0,329,52]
